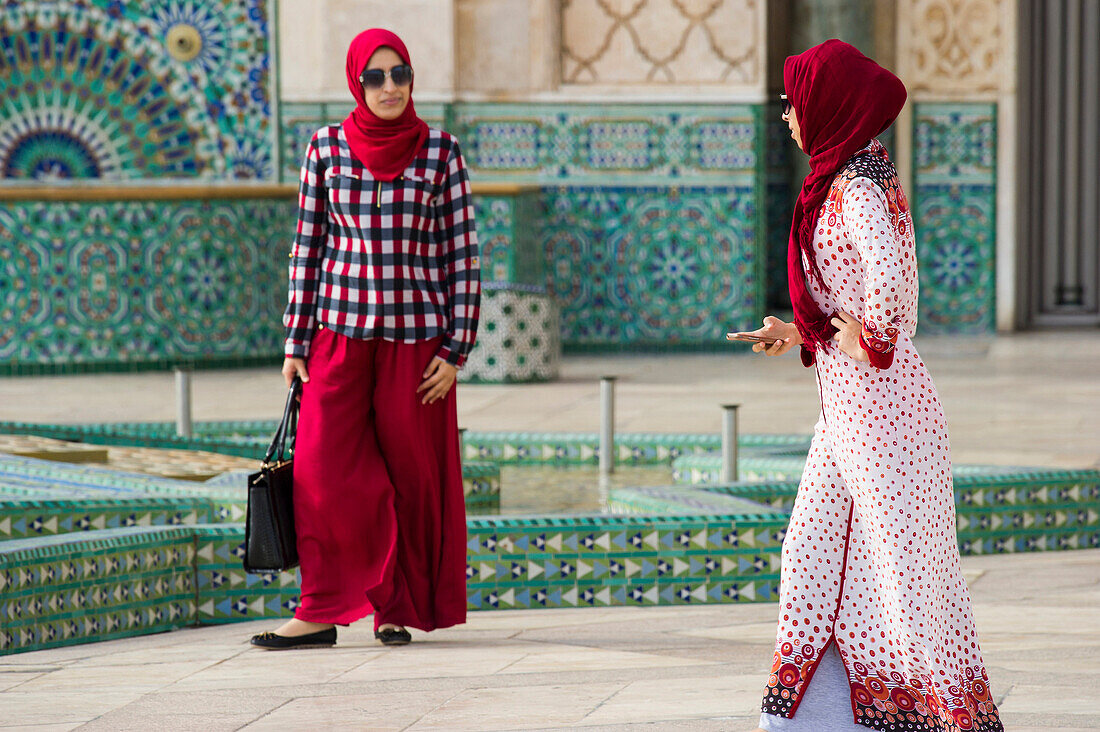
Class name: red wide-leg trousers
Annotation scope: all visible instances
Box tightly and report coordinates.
[291,327,467,631]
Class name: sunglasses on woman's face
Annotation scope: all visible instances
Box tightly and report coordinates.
[359,64,413,89]
[780,94,792,116]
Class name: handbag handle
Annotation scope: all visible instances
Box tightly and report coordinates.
[263,377,302,466]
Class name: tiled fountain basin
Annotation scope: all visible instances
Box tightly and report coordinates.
[1,421,1098,656]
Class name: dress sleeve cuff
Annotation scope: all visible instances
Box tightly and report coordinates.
[285,339,309,359]
[436,343,465,368]
[859,324,897,369]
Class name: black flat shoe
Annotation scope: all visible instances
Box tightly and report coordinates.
[374,627,411,646]
[250,627,336,650]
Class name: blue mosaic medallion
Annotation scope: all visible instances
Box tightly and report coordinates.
[0,0,273,180]
[542,186,760,348]
[145,0,236,77]
[4,130,104,179]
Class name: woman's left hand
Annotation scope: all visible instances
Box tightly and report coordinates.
[418,357,457,404]
[830,311,870,363]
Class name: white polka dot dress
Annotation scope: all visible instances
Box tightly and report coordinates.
[761,141,1003,731]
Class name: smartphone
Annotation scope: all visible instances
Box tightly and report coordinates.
[726,332,779,344]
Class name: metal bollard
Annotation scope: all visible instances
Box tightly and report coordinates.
[175,368,193,438]
[721,403,740,483]
[458,427,467,461]
[599,376,617,478]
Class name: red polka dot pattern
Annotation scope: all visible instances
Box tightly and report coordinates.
[762,141,1003,732]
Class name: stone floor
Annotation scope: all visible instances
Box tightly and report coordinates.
[2,330,1099,729]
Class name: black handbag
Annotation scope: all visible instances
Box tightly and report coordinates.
[244,377,302,573]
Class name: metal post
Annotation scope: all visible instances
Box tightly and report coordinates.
[175,368,193,438]
[458,427,467,461]
[721,403,740,483]
[599,376,617,478]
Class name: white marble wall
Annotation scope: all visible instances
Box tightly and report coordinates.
[560,0,765,97]
[279,0,767,101]
[279,0,456,101]
[455,0,559,97]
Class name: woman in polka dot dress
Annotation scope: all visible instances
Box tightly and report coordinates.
[741,41,1004,732]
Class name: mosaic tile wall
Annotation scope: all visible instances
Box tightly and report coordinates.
[462,189,559,382]
[542,184,761,348]
[179,516,788,621]
[913,103,997,334]
[0,452,246,533]
[129,464,1100,623]
[452,103,764,347]
[279,101,767,188]
[0,494,211,540]
[0,0,275,180]
[0,197,292,374]
[0,189,557,378]
[450,103,759,186]
[460,431,809,467]
[460,461,501,516]
[275,98,1003,343]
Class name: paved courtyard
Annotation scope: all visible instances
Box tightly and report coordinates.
[1,549,1097,731]
[1,330,1098,730]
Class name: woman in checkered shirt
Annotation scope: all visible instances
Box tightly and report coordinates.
[251,28,480,651]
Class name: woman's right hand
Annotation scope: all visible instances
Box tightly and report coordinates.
[746,316,802,357]
[282,357,309,388]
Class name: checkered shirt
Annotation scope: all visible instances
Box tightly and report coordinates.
[283,125,481,367]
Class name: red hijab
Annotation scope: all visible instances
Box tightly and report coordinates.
[342,28,429,181]
[784,40,907,353]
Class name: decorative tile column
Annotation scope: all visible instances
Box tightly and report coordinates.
[462,187,560,383]
[897,0,1016,333]
[912,104,997,333]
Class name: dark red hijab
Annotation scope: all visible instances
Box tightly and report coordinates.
[784,40,906,353]
[342,28,429,181]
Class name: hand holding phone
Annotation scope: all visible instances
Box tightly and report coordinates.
[726,332,779,344]
[726,317,800,356]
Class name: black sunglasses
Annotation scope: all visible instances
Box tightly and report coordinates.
[359,64,413,89]
[780,94,792,116]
